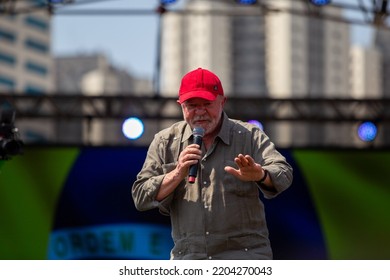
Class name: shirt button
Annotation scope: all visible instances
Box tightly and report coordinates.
[204,205,208,209]
[244,248,248,252]
[179,251,182,254]
[203,181,207,185]
[206,231,209,235]
[208,256,212,260]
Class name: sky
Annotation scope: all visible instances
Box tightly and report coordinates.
[52,0,182,79]
[51,0,375,80]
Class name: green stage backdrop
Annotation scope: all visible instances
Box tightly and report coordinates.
[293,150,390,259]
[0,147,389,260]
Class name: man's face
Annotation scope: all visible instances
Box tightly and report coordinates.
[180,96,226,136]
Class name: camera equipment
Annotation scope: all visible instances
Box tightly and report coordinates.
[0,109,23,160]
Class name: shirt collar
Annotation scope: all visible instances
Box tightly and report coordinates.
[182,124,193,143]
[217,112,231,145]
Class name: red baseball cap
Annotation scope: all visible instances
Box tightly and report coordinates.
[178,68,224,103]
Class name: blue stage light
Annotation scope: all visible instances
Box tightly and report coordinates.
[122,117,144,140]
[248,120,264,131]
[160,0,177,5]
[310,0,331,6]
[236,0,257,5]
[357,121,377,142]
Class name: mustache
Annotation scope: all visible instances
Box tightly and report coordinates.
[193,117,210,122]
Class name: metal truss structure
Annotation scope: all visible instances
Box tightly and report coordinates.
[1,94,389,123]
[1,0,390,30]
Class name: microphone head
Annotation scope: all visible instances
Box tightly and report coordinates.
[192,127,205,137]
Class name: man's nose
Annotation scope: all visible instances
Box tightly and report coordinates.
[194,106,206,114]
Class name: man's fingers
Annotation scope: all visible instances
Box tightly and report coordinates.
[235,154,256,168]
[224,166,239,176]
[245,155,256,166]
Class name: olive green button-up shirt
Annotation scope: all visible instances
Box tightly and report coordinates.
[132,112,293,260]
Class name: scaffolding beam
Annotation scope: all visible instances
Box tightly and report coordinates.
[1,94,389,123]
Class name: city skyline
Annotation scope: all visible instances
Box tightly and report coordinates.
[52,0,376,80]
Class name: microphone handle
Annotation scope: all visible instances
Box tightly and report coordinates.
[188,135,203,184]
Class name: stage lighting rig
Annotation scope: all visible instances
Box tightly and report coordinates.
[0,109,23,160]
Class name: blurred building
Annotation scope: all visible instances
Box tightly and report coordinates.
[159,0,234,131]
[350,46,382,99]
[375,29,390,98]
[54,53,153,145]
[266,2,352,147]
[0,1,54,142]
[374,28,390,145]
[160,0,266,97]
[0,0,155,146]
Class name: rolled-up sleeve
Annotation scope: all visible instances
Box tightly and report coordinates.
[255,129,293,199]
[132,135,166,211]
[132,129,181,215]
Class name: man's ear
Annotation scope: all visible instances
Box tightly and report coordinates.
[221,96,227,107]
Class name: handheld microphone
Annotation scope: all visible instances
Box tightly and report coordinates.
[188,127,205,184]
